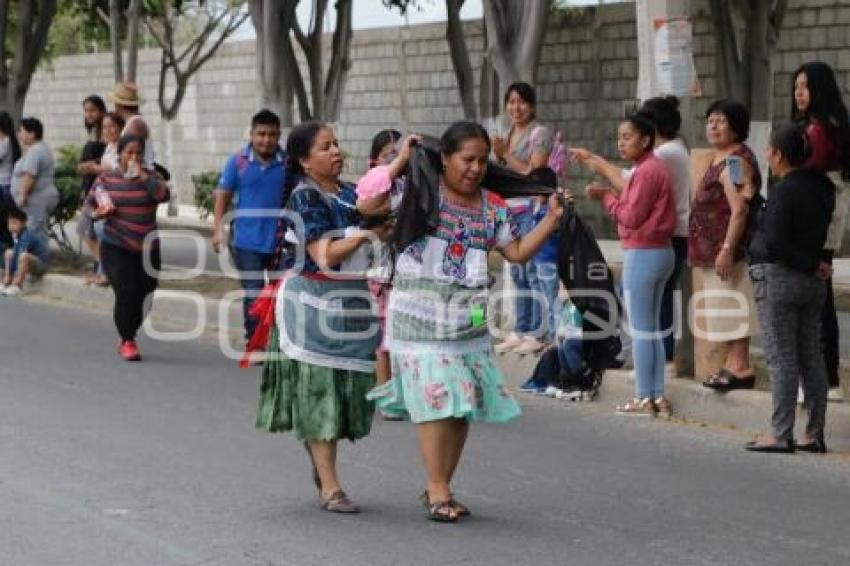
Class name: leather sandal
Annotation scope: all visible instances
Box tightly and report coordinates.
[449,495,471,517]
[702,368,754,392]
[319,490,360,513]
[797,434,827,454]
[744,438,795,453]
[426,500,459,523]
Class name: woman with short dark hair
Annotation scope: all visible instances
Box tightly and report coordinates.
[85,134,170,362]
[11,117,58,239]
[691,100,761,392]
[746,124,835,453]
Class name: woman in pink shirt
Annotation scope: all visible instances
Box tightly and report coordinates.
[586,114,676,417]
[791,61,850,402]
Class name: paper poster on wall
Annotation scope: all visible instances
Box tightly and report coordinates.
[652,16,702,97]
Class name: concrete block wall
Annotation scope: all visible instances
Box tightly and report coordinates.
[23,0,850,226]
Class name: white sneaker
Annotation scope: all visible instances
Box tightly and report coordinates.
[2,285,22,297]
[514,335,547,355]
[797,386,805,405]
[556,389,583,402]
[495,332,523,353]
[544,385,562,398]
[827,387,844,402]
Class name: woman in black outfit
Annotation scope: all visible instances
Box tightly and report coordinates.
[746,124,835,453]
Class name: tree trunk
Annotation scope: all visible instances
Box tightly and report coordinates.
[0,0,57,122]
[482,0,549,102]
[109,0,123,83]
[446,0,477,120]
[295,0,329,121]
[323,0,353,121]
[711,0,786,118]
[125,0,142,83]
[249,0,296,125]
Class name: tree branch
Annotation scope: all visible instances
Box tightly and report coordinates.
[323,0,353,120]
[109,0,123,82]
[0,0,9,87]
[125,0,143,82]
[446,0,476,119]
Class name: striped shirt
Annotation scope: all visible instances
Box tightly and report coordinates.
[86,169,170,253]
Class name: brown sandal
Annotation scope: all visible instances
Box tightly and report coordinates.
[319,490,360,513]
[419,490,470,517]
[449,496,470,517]
[427,500,459,522]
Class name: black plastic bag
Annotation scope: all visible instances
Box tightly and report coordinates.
[557,204,622,369]
[391,136,557,255]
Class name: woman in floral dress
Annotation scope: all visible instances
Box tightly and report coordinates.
[364,121,565,522]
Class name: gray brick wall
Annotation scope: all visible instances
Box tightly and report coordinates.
[23,0,850,224]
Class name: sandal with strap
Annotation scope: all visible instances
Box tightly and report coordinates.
[319,490,360,513]
[419,490,470,517]
[427,500,459,523]
[615,398,657,417]
[702,368,755,391]
[449,495,471,517]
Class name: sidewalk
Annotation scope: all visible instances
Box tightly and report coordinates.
[22,270,850,454]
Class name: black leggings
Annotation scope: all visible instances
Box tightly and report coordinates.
[0,185,15,250]
[821,250,840,388]
[101,242,160,342]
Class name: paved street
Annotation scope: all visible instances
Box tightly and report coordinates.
[1,299,850,566]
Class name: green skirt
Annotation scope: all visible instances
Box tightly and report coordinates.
[256,328,376,442]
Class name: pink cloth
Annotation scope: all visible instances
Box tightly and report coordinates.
[602,153,675,249]
[356,165,393,199]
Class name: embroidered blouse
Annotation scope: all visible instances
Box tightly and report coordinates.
[395,188,518,288]
[288,181,360,274]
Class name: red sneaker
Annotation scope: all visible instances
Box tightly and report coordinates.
[118,340,142,361]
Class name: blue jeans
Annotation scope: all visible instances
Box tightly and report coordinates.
[231,246,276,341]
[557,337,583,375]
[509,213,541,335]
[623,247,674,398]
[534,260,560,341]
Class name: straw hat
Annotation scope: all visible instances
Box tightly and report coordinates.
[107,82,141,107]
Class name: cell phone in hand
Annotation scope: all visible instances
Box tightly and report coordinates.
[726,155,743,186]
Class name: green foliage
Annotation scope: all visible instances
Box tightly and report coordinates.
[192,170,220,220]
[49,145,86,253]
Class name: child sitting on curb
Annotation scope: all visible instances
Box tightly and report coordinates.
[2,208,49,296]
[519,298,585,399]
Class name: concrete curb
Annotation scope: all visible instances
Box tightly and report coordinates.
[23,272,850,453]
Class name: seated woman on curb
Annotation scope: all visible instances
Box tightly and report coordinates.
[745,124,835,454]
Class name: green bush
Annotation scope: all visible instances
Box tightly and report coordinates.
[49,145,85,253]
[192,171,220,220]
